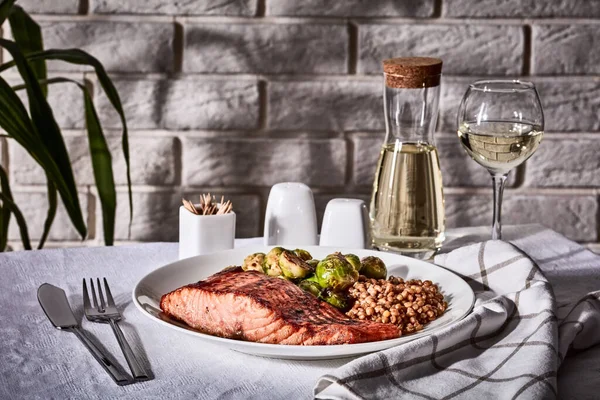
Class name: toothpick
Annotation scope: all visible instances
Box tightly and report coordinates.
[183,194,232,216]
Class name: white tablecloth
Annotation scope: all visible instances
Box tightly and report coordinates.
[1,225,599,399]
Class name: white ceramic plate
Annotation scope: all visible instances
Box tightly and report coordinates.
[133,246,475,360]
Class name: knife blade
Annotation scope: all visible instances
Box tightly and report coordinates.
[38,283,79,329]
[37,283,131,386]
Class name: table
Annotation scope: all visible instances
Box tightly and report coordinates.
[1,225,599,399]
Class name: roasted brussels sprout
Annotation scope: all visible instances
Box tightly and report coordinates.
[264,247,286,276]
[344,253,361,272]
[306,259,320,269]
[294,249,312,261]
[242,252,266,272]
[321,289,350,310]
[279,251,312,279]
[298,280,322,297]
[360,256,387,279]
[315,253,359,291]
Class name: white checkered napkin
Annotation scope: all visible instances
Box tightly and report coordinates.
[315,241,565,400]
[557,290,600,363]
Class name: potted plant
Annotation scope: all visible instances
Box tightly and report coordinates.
[0,0,131,251]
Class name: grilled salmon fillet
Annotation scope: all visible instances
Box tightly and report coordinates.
[160,267,399,345]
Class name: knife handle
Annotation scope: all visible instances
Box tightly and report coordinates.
[71,327,131,386]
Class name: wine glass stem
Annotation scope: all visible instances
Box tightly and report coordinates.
[491,173,508,240]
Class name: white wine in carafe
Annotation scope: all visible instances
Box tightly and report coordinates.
[370,142,445,259]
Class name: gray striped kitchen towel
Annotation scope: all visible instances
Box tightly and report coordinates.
[314,239,600,399]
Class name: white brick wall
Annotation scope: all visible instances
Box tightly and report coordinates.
[3,0,600,249]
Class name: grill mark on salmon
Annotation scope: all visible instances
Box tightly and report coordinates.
[160,267,400,345]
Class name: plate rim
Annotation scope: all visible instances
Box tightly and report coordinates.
[132,245,475,354]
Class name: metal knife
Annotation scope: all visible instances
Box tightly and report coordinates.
[37,283,131,386]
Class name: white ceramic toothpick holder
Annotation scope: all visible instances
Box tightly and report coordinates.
[179,206,236,260]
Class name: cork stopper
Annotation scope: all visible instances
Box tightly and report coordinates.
[383,57,443,89]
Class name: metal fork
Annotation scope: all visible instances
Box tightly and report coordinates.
[83,278,150,382]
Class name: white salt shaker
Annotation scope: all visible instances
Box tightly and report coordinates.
[319,198,371,248]
[179,206,236,259]
[264,182,318,246]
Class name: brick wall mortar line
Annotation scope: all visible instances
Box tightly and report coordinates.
[20,14,600,25]
[442,75,600,81]
[156,16,350,24]
[86,185,95,240]
[257,81,268,129]
[80,0,89,15]
[512,165,526,188]
[173,20,183,73]
[345,137,355,186]
[597,193,600,242]
[0,137,7,171]
[437,132,600,139]
[433,0,443,18]
[90,73,383,81]
[77,129,345,139]
[5,71,85,80]
[29,14,175,23]
[354,17,600,24]
[444,187,599,195]
[348,21,357,74]
[174,131,343,139]
[83,72,600,81]
[12,131,600,140]
[255,0,265,17]
[522,24,531,76]
[178,134,189,188]
[10,183,600,196]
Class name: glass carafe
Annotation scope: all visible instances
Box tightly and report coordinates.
[369,57,445,260]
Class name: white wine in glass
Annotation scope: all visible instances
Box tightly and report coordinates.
[458,121,543,175]
[457,81,544,240]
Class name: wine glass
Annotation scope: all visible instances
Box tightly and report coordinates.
[457,80,544,240]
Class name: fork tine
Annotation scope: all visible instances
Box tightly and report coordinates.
[103,278,116,308]
[97,278,106,312]
[82,278,91,310]
[90,278,99,310]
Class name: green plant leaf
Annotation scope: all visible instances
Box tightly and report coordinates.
[0,77,37,143]
[37,179,56,249]
[0,165,12,251]
[0,0,15,26]
[83,92,116,245]
[0,193,31,250]
[14,77,118,245]
[0,165,31,250]
[8,5,47,97]
[0,39,86,239]
[0,76,72,250]
[23,49,132,235]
